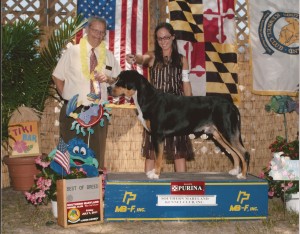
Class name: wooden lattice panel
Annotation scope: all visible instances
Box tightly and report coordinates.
[47,0,77,26]
[2,0,43,24]
[2,0,76,27]
[236,0,249,55]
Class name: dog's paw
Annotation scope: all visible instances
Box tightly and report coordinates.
[237,173,246,179]
[146,169,159,179]
[228,167,241,176]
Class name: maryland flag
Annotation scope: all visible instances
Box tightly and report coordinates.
[168,0,239,104]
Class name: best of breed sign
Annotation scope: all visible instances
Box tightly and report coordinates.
[8,121,41,157]
[56,177,103,228]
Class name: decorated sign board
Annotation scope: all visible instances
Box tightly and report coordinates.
[56,176,103,228]
[8,121,41,157]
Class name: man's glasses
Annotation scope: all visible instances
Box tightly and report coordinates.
[89,27,106,36]
[157,35,172,42]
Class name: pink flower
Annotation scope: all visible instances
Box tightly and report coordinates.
[25,192,38,205]
[25,189,51,205]
[44,179,52,188]
[281,170,289,177]
[258,172,265,179]
[35,190,47,199]
[35,156,50,168]
[281,182,293,192]
[13,140,27,153]
[79,168,87,175]
[36,177,51,191]
[24,191,32,200]
[268,190,274,197]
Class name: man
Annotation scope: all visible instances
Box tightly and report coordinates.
[52,16,121,169]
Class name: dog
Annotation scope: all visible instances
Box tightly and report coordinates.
[112,70,250,179]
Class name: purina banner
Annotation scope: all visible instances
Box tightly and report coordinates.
[248,0,299,96]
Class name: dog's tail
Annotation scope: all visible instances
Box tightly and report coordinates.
[245,151,250,171]
[232,104,243,145]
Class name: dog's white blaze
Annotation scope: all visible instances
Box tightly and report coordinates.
[133,92,149,131]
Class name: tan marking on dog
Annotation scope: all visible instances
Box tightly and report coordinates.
[212,129,247,179]
[125,89,135,97]
[112,86,135,97]
[145,120,151,132]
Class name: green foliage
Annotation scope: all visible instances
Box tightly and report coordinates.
[2,20,47,139]
[2,16,86,140]
[40,15,87,72]
[269,136,299,160]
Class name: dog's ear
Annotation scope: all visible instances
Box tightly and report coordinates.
[116,70,139,90]
[115,71,128,87]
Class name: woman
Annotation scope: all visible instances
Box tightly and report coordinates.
[126,22,194,174]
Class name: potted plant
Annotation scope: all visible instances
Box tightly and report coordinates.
[24,156,87,205]
[260,137,299,213]
[261,96,299,213]
[24,155,88,218]
[2,16,86,143]
[260,136,299,198]
[24,155,88,205]
[2,17,86,190]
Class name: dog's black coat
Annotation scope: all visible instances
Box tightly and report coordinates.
[113,70,249,178]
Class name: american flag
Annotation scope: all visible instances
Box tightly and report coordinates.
[77,0,149,77]
[54,137,70,174]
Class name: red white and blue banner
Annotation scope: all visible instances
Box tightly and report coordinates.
[248,0,299,96]
[77,0,149,77]
[168,0,239,104]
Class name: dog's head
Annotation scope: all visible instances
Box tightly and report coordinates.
[112,70,143,97]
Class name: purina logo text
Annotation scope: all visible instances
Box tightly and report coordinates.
[170,182,205,195]
[172,185,204,191]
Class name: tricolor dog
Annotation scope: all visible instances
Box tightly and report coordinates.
[112,70,250,179]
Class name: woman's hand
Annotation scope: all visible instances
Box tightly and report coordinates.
[126,54,136,64]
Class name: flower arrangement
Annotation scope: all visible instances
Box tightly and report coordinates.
[260,163,299,198]
[24,155,87,205]
[260,136,299,199]
[262,96,299,199]
[269,136,299,160]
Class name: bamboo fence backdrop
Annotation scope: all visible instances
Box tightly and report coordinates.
[2,0,298,187]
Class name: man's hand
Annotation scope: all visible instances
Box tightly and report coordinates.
[94,71,115,85]
[94,71,108,83]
